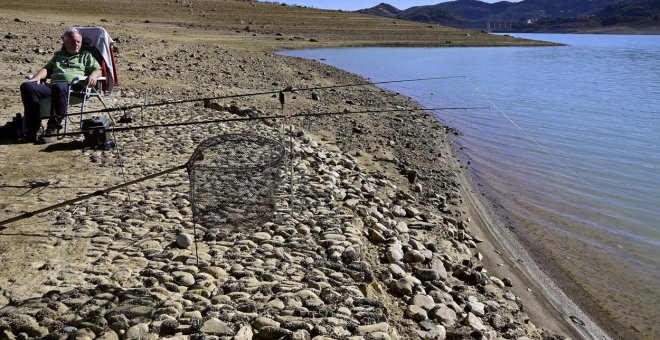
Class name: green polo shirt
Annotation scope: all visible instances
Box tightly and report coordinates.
[44,49,101,83]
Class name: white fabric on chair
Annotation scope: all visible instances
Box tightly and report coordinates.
[76,27,116,93]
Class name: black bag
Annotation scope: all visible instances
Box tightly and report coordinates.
[0,113,25,140]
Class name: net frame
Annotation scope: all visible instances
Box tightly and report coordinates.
[187,133,286,233]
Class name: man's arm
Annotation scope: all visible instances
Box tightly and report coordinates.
[82,51,102,88]
[26,68,48,84]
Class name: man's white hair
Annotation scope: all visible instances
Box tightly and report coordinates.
[61,27,81,41]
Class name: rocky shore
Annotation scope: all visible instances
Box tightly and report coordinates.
[0,95,556,339]
[0,4,608,340]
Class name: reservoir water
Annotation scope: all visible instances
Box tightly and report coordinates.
[281,34,660,338]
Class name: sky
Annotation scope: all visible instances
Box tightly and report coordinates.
[274,1,519,11]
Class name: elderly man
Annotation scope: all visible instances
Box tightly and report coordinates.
[20,27,101,143]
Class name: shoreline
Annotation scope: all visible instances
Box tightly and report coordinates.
[450,148,612,339]
[472,158,659,340]
[0,2,617,339]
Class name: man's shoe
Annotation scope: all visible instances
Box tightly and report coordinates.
[36,127,59,144]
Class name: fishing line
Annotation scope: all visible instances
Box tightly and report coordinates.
[462,76,655,276]
[60,76,465,118]
[110,128,132,202]
[388,90,444,101]
[46,106,490,138]
[139,94,149,177]
[464,77,579,179]
[385,83,443,93]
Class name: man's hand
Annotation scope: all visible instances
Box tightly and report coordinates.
[85,75,98,88]
[26,68,48,84]
[86,69,102,88]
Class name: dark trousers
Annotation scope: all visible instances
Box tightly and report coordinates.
[20,81,70,138]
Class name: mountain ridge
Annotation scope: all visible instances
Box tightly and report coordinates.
[357,0,660,33]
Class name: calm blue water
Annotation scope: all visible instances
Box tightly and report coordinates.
[281,34,660,333]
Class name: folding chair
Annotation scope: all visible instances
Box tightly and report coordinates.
[36,27,119,133]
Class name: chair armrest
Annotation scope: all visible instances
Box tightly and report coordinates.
[71,76,106,85]
[71,76,107,93]
[71,76,86,85]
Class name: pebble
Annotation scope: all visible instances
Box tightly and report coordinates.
[389,263,407,279]
[200,318,232,335]
[251,232,272,242]
[74,328,97,340]
[405,206,421,217]
[504,292,517,301]
[393,207,407,217]
[357,322,389,335]
[173,271,196,287]
[424,325,446,340]
[490,276,505,288]
[256,326,292,338]
[96,330,119,340]
[419,261,447,281]
[369,228,387,243]
[176,233,193,248]
[394,221,409,233]
[432,304,457,326]
[406,305,429,321]
[267,299,285,310]
[403,249,426,263]
[490,314,506,329]
[391,277,414,296]
[344,199,360,207]
[253,316,279,329]
[464,312,486,331]
[386,244,404,263]
[235,325,254,340]
[125,323,149,339]
[292,329,312,339]
[412,294,436,311]
[468,300,486,317]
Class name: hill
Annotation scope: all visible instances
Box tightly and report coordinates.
[507,0,660,32]
[356,2,402,18]
[358,0,660,33]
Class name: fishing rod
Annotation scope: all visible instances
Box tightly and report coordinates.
[4,105,489,225]
[0,161,200,262]
[0,164,187,228]
[62,76,465,118]
[46,106,490,138]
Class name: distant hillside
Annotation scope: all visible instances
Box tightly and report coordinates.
[356,3,401,18]
[481,0,628,21]
[598,0,660,25]
[357,0,660,33]
[357,2,470,27]
[507,0,660,32]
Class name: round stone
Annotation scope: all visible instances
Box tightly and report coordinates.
[176,233,193,248]
[406,305,428,321]
[173,271,196,287]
